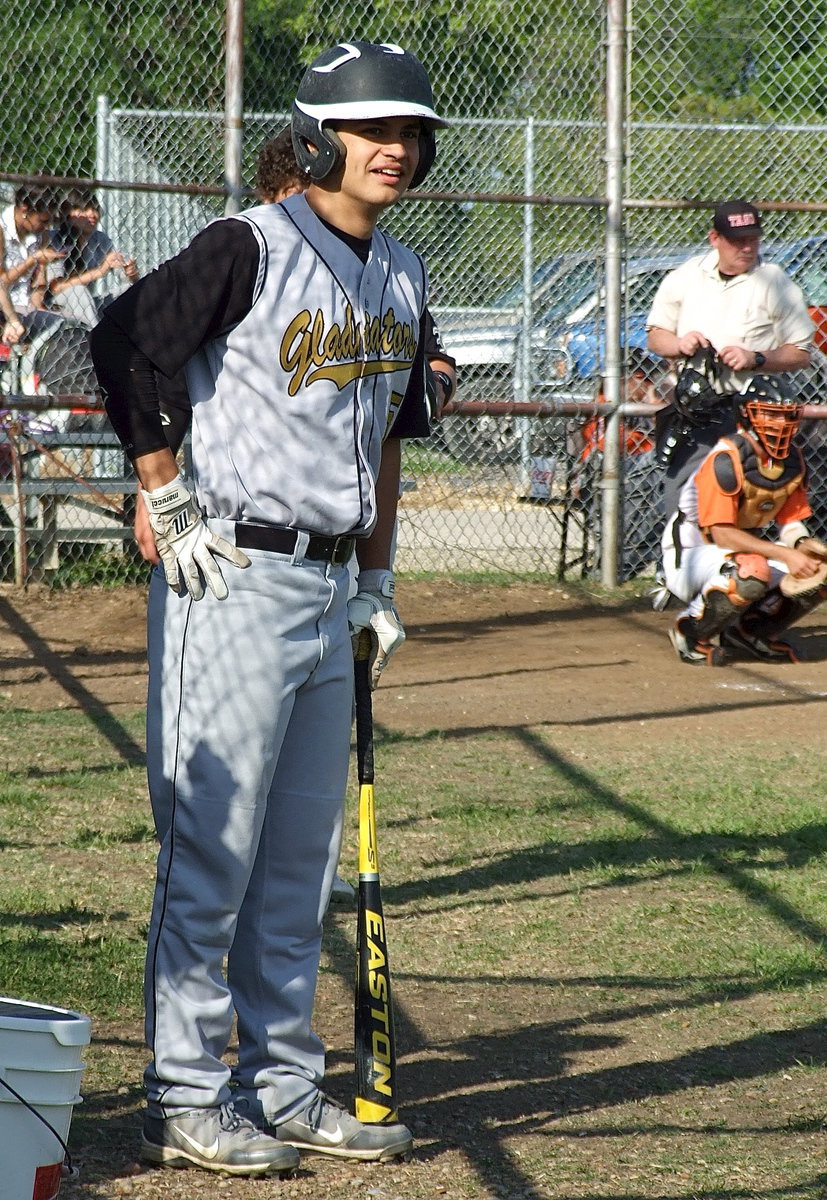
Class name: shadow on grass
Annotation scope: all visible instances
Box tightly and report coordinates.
[387,822,827,890]
[0,596,145,766]
[44,724,827,1195]
[64,980,827,1200]
[0,904,111,929]
[378,685,827,730]
[314,728,827,1198]
[0,646,145,673]
[375,725,827,954]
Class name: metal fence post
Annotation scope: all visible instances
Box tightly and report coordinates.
[224,0,245,216]
[518,116,536,483]
[95,95,110,228]
[600,0,626,587]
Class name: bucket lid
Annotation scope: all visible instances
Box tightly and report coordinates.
[0,997,91,1047]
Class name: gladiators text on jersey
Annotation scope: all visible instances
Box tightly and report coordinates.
[280,303,418,395]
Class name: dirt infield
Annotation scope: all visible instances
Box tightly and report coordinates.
[2,577,825,749]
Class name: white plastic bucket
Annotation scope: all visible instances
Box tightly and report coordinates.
[0,997,91,1200]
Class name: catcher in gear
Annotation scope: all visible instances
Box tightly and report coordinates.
[661,374,827,664]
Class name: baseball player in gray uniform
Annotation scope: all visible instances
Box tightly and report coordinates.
[90,40,446,1178]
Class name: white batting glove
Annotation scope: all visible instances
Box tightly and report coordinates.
[347,569,406,689]
[141,475,250,601]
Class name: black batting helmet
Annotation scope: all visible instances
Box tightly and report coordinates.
[291,41,446,188]
[738,374,803,460]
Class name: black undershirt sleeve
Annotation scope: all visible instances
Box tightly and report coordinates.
[88,316,167,458]
[102,220,261,376]
[156,370,194,454]
[388,311,432,440]
[423,307,456,370]
[88,219,260,459]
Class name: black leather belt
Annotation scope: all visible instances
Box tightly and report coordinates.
[235,523,356,566]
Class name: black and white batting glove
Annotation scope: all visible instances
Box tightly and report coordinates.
[347,569,406,689]
[141,475,251,601]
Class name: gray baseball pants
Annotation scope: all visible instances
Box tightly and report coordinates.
[143,524,354,1120]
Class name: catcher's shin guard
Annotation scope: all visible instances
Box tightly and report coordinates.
[742,580,827,640]
[693,554,771,639]
[668,616,727,665]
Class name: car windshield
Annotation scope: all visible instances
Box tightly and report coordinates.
[494,259,562,309]
[770,239,827,305]
[752,236,827,304]
[494,255,600,321]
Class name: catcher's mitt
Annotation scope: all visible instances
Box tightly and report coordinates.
[780,559,827,597]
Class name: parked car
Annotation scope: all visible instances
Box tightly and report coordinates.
[556,234,827,403]
[435,248,692,461]
[431,252,600,462]
[437,236,827,462]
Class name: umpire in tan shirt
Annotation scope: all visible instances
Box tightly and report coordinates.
[646,198,813,513]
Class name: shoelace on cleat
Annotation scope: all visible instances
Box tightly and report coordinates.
[219,1101,254,1132]
[304,1093,345,1133]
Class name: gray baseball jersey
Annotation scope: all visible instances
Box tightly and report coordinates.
[185,195,427,533]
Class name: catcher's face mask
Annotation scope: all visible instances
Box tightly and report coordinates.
[742,395,803,459]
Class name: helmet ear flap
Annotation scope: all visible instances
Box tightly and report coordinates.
[410,127,437,188]
[292,106,438,189]
[291,107,346,181]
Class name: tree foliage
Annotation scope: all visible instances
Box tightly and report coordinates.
[2,0,824,179]
[0,0,226,177]
[631,0,827,124]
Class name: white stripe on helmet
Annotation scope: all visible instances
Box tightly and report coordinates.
[295,98,447,127]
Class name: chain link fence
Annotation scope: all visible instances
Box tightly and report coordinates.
[0,0,825,585]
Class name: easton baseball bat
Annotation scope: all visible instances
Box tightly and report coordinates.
[353,630,399,1123]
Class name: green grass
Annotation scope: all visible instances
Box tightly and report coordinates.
[1,703,827,1197]
[49,544,150,589]
[402,439,473,477]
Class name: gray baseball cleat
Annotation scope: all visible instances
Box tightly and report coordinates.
[141,1100,300,1175]
[261,1092,413,1161]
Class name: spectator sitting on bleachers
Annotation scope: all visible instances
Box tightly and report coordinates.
[0,183,65,336]
[47,189,139,328]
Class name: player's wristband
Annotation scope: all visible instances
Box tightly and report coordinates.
[357,569,395,598]
[142,474,190,514]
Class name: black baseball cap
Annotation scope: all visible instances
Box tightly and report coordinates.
[712,199,762,239]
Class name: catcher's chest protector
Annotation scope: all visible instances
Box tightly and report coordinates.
[724,435,806,528]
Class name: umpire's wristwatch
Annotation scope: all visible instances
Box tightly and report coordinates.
[753,351,767,368]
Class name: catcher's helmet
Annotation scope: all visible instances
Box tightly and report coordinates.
[738,373,803,459]
[291,41,446,188]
